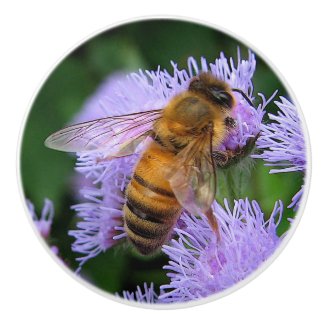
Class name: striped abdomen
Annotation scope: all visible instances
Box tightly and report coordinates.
[124,142,182,255]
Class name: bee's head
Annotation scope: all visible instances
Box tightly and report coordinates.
[189,73,235,110]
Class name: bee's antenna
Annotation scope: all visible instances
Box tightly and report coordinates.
[232,88,254,108]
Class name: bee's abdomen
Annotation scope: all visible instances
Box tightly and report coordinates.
[123,200,177,255]
[124,147,181,254]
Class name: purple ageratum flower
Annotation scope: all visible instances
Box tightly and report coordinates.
[252,97,306,173]
[27,198,54,239]
[159,199,283,303]
[70,50,269,267]
[252,97,306,210]
[119,283,159,304]
[27,198,60,255]
[68,155,135,271]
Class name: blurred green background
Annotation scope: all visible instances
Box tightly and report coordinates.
[20,19,304,296]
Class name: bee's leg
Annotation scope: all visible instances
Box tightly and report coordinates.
[213,149,243,169]
[214,134,260,169]
[212,150,228,167]
[206,207,221,242]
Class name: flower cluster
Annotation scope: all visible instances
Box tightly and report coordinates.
[159,199,283,302]
[253,97,306,173]
[252,97,306,210]
[59,49,306,304]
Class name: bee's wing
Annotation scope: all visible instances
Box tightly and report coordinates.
[45,109,162,157]
[165,129,217,216]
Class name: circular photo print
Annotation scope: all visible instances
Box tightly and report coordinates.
[19,17,309,307]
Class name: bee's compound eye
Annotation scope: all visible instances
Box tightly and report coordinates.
[210,88,234,109]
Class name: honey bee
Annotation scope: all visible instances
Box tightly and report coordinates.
[45,73,251,255]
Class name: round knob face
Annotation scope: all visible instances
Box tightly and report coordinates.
[19,17,309,309]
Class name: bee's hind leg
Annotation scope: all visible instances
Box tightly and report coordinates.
[206,207,221,242]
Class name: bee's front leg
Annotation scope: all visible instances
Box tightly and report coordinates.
[213,134,259,169]
[212,150,229,167]
[214,149,243,169]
